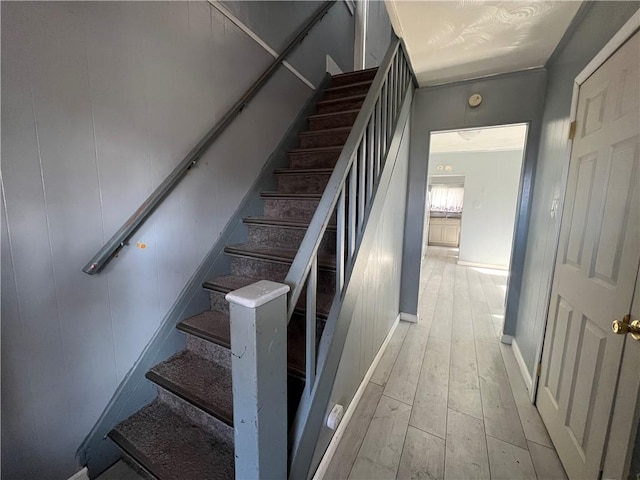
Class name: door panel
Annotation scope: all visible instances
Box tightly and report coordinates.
[564,153,596,269]
[538,31,639,480]
[592,137,638,285]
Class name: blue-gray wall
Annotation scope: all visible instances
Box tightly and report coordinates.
[513,2,639,382]
[401,69,547,340]
[0,2,353,479]
[220,1,354,80]
[310,111,410,474]
[365,0,393,68]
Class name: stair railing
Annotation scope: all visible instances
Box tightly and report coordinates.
[284,38,414,385]
[82,0,335,275]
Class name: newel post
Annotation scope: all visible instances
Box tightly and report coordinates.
[226,280,289,479]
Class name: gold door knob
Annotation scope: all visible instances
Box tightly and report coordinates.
[612,315,640,341]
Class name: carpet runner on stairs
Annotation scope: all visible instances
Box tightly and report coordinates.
[107,67,377,480]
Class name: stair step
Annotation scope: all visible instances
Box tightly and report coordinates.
[146,350,233,427]
[298,126,351,148]
[260,192,323,221]
[176,308,319,380]
[275,167,333,194]
[178,310,230,348]
[109,401,234,480]
[243,215,337,230]
[244,215,336,252]
[330,67,377,87]
[203,274,258,295]
[307,109,360,130]
[323,80,373,100]
[186,334,230,368]
[316,94,366,114]
[225,244,336,285]
[202,275,333,318]
[288,146,343,169]
[224,244,335,271]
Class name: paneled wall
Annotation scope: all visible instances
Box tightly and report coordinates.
[0,2,353,478]
[309,114,410,473]
[365,0,393,68]
[513,1,638,382]
[219,1,355,82]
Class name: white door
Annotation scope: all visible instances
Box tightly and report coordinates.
[537,31,640,480]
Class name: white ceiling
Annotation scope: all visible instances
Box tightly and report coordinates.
[430,124,528,153]
[385,1,582,86]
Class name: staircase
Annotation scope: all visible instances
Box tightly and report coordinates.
[106,68,378,480]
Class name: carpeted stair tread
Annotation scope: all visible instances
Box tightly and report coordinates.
[243,216,337,230]
[298,126,352,137]
[174,309,317,378]
[202,274,260,295]
[109,401,234,480]
[316,93,367,108]
[147,350,233,426]
[287,146,343,169]
[329,67,377,87]
[274,167,334,176]
[260,191,323,199]
[224,244,336,270]
[297,126,351,149]
[307,109,360,121]
[323,79,373,95]
[202,274,333,319]
[177,310,231,348]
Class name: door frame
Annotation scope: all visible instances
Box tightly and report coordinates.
[532,10,640,479]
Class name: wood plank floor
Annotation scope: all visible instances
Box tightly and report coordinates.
[323,247,568,480]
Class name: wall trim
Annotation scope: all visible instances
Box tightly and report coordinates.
[67,467,89,480]
[530,7,640,404]
[207,1,315,90]
[312,313,401,480]
[512,338,533,393]
[353,0,368,70]
[343,0,355,16]
[576,9,640,85]
[400,312,418,323]
[457,260,509,271]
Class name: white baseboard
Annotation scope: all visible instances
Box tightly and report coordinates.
[500,334,513,345]
[67,467,89,480]
[457,260,509,271]
[313,313,401,480]
[400,312,418,323]
[512,338,533,392]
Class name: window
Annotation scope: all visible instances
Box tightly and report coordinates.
[430,185,464,213]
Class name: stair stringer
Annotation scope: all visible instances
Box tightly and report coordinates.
[77,74,332,478]
[288,86,414,479]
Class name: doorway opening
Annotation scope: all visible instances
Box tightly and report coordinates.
[422,123,529,333]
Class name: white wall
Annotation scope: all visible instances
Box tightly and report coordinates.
[428,150,524,268]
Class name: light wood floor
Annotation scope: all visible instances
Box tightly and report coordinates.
[323,246,568,480]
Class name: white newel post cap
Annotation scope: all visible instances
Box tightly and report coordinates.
[225,280,290,308]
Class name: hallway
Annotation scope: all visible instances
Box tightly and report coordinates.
[323,247,567,479]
